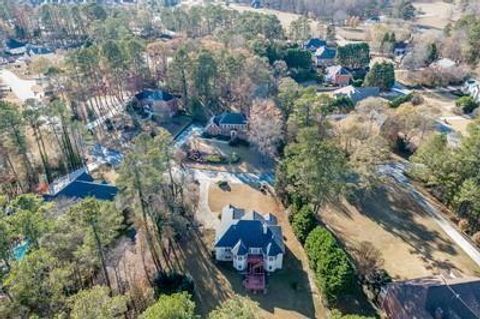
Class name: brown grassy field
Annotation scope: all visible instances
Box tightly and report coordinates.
[321,183,480,280]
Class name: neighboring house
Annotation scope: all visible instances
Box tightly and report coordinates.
[325,65,352,86]
[303,38,327,52]
[43,168,118,201]
[314,46,337,67]
[205,112,248,139]
[393,42,408,57]
[5,39,27,55]
[380,276,480,319]
[133,89,178,118]
[27,45,53,56]
[333,85,380,104]
[215,205,284,292]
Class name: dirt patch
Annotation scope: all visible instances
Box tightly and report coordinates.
[178,183,327,318]
[413,1,459,30]
[321,183,480,280]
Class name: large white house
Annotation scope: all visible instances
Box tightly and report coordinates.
[214,205,284,273]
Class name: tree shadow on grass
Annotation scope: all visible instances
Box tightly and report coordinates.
[349,185,462,275]
[216,246,317,318]
[179,230,317,318]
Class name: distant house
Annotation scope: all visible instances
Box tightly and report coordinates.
[303,38,327,52]
[251,0,261,8]
[5,39,27,55]
[380,276,480,319]
[333,85,380,104]
[205,112,248,139]
[314,46,337,67]
[325,65,352,86]
[27,45,53,56]
[215,205,284,292]
[133,89,178,118]
[393,42,408,57]
[43,169,118,201]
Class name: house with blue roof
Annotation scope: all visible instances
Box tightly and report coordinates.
[303,38,327,53]
[43,169,118,202]
[214,205,284,273]
[205,112,248,140]
[315,46,337,67]
[4,39,27,55]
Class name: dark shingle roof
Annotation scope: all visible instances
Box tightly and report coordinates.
[215,205,284,256]
[135,89,174,102]
[213,112,247,126]
[315,46,336,60]
[384,277,480,319]
[304,38,327,51]
[334,85,380,104]
[6,39,26,49]
[44,172,118,201]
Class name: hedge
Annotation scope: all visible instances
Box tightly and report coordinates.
[291,205,317,244]
[304,227,355,302]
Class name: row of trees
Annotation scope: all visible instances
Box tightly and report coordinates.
[0,100,84,195]
[410,123,480,240]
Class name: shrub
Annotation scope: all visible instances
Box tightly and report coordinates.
[410,93,424,106]
[459,218,470,232]
[352,79,363,87]
[473,232,480,246]
[304,227,355,302]
[389,93,412,108]
[205,154,225,164]
[455,96,479,114]
[291,205,317,244]
[330,310,375,319]
[152,273,194,297]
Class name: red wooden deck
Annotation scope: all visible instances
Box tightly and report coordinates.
[243,254,266,293]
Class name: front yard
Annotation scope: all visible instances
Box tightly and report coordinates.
[184,136,273,174]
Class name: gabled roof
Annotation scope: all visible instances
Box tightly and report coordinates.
[334,85,380,104]
[44,171,118,201]
[304,38,327,51]
[215,205,284,256]
[384,276,480,319]
[394,41,408,50]
[326,65,351,79]
[213,112,247,126]
[5,38,26,49]
[315,46,336,60]
[135,89,174,102]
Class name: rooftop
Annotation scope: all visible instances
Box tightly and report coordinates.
[334,85,380,103]
[213,112,247,126]
[315,46,337,60]
[383,276,480,319]
[43,169,118,201]
[304,38,327,51]
[215,205,284,256]
[135,89,174,102]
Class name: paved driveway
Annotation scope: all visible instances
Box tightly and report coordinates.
[0,69,36,101]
